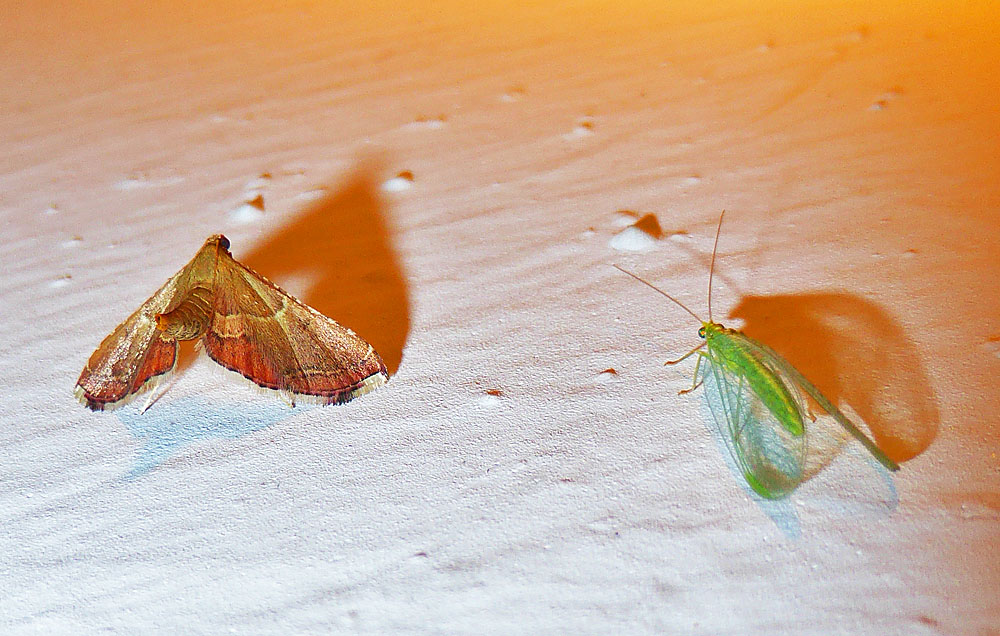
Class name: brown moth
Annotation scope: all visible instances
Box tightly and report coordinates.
[75,234,388,411]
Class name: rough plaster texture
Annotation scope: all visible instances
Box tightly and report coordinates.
[2,2,998,634]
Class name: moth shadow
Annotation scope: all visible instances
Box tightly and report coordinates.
[116,397,299,478]
[247,164,408,374]
[176,163,409,376]
[729,292,938,466]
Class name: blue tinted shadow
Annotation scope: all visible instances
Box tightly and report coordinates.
[116,397,310,479]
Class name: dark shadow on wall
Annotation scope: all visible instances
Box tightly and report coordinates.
[239,165,409,375]
[729,293,938,465]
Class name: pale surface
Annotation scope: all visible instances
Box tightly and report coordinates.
[2,2,998,634]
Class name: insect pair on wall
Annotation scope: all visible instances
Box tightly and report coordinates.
[75,213,899,498]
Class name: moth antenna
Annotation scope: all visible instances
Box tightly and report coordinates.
[140,384,158,414]
[707,210,726,322]
[140,376,170,413]
[613,264,704,323]
[139,361,181,413]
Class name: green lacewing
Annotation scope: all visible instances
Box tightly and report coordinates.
[615,211,899,498]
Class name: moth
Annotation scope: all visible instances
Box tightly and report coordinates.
[615,212,899,498]
[76,234,388,411]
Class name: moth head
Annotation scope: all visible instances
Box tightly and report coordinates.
[207,234,231,250]
[698,325,706,339]
[154,312,171,332]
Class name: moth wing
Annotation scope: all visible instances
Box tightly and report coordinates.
[732,334,899,471]
[201,256,388,404]
[699,345,807,498]
[75,274,183,411]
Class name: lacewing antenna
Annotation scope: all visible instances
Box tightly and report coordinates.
[612,264,704,324]
[707,210,726,322]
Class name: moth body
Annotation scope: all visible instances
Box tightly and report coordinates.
[156,285,214,340]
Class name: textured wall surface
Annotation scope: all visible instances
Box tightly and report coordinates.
[2,2,998,634]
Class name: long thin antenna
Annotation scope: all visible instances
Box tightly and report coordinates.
[707,210,726,322]
[612,264,704,323]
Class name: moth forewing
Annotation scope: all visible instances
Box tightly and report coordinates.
[699,346,807,499]
[75,267,189,411]
[77,234,388,411]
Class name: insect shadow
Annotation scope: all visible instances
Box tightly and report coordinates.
[729,292,938,465]
[117,396,301,478]
[241,162,410,376]
[169,161,410,379]
[694,378,900,539]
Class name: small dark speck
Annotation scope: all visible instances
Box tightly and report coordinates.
[982,335,1000,359]
[49,274,72,289]
[871,87,903,111]
[565,117,596,139]
[595,368,619,384]
[382,170,415,192]
[485,389,503,397]
[634,214,663,239]
[246,194,265,211]
[501,85,526,102]
[415,114,447,125]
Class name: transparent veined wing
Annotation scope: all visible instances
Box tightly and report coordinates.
[698,344,808,499]
[732,333,899,472]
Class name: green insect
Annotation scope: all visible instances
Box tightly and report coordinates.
[616,212,899,498]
